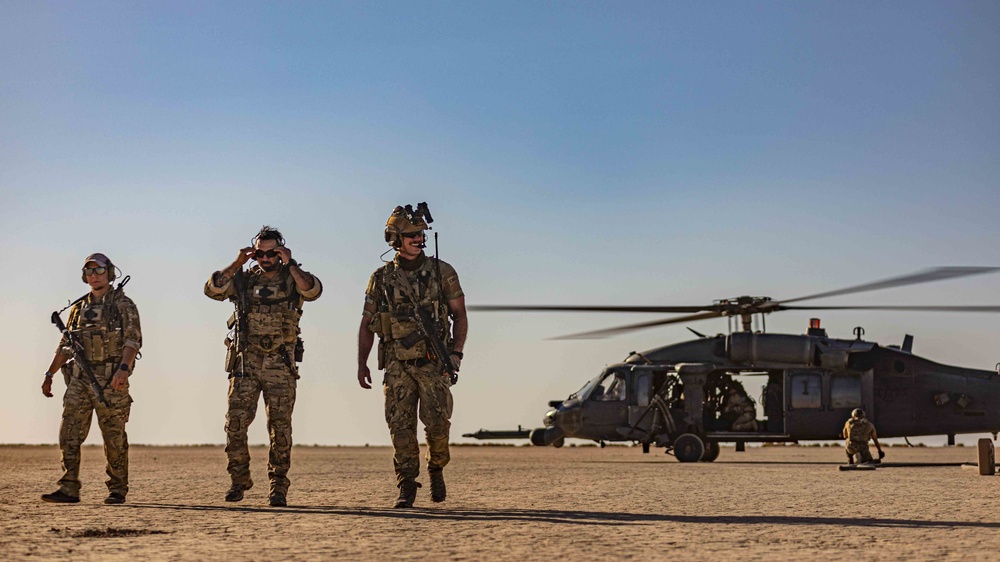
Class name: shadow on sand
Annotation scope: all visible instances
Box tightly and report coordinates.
[125,503,1000,529]
[581,460,967,467]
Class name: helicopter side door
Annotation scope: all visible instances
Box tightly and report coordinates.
[784,369,867,439]
[627,371,652,427]
[580,369,630,441]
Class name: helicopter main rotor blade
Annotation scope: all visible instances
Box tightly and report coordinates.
[552,311,724,340]
[780,305,1000,313]
[779,267,1000,305]
[470,304,711,314]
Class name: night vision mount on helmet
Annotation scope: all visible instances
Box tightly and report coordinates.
[385,202,434,248]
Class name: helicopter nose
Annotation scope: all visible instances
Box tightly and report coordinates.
[544,409,558,426]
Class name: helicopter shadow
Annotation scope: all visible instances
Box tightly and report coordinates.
[126,503,1000,530]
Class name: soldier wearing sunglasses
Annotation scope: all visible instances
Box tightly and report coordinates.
[204,226,322,507]
[41,253,141,505]
[358,205,468,508]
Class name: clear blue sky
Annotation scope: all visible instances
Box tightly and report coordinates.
[2,1,998,446]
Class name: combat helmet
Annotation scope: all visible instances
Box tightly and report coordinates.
[384,203,432,248]
[851,408,866,420]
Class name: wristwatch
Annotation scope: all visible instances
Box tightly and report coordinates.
[451,351,464,360]
[287,259,300,268]
[43,371,53,379]
[118,363,130,374]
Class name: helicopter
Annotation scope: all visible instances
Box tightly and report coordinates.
[463,267,1000,462]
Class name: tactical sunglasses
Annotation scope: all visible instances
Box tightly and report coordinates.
[254,249,280,259]
[401,231,425,239]
[82,267,107,276]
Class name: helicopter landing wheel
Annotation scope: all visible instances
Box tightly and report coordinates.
[673,433,705,463]
[700,440,720,462]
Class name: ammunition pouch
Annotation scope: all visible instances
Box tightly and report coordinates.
[60,361,74,386]
[224,337,238,373]
[294,337,304,362]
[377,312,391,337]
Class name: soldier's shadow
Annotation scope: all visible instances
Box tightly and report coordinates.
[128,503,1000,529]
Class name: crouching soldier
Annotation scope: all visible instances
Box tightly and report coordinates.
[843,408,884,464]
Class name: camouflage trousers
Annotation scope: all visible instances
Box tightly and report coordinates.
[846,440,873,463]
[383,359,454,486]
[58,367,131,497]
[225,348,297,495]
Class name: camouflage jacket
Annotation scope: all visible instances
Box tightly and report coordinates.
[205,264,322,354]
[57,290,142,365]
[363,252,463,362]
[844,418,876,443]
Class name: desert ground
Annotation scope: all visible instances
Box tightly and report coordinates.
[1,444,998,561]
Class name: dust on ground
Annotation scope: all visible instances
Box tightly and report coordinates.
[1,444,997,561]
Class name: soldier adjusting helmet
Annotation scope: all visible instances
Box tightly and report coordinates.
[852,408,866,420]
[384,205,430,249]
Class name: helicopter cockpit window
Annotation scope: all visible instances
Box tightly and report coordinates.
[789,372,822,409]
[592,371,627,402]
[831,375,862,409]
[635,374,650,407]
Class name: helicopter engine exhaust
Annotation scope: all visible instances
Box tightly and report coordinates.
[727,332,816,366]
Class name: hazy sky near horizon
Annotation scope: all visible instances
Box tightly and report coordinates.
[3,2,999,447]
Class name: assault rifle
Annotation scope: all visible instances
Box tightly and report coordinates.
[51,309,109,406]
[228,269,250,376]
[388,269,458,385]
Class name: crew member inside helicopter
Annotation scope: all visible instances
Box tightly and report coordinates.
[593,372,627,401]
[721,381,759,432]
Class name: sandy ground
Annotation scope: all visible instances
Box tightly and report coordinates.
[1,444,998,561]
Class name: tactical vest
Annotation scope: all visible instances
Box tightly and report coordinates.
[69,293,125,364]
[241,268,303,354]
[376,259,452,362]
[847,418,873,443]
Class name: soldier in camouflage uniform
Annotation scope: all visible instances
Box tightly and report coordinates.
[41,253,141,505]
[205,226,322,507]
[721,382,758,432]
[357,205,468,508]
[843,408,883,464]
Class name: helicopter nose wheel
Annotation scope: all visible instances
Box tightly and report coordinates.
[672,433,705,463]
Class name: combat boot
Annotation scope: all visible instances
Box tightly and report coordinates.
[269,492,287,508]
[394,480,421,509]
[225,480,253,502]
[41,490,80,504]
[429,467,446,503]
[104,492,126,505]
